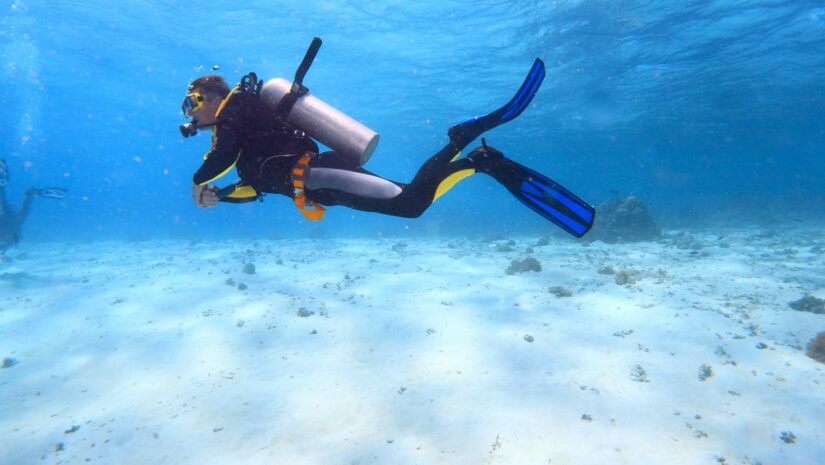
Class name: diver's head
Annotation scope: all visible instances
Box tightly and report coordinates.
[180,75,230,136]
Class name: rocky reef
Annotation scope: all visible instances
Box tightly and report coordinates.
[807,331,825,363]
[589,196,661,243]
[789,295,825,314]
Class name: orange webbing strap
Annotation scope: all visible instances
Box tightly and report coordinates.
[292,153,326,221]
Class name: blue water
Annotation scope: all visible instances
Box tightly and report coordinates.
[2,0,824,242]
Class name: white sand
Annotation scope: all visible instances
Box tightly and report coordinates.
[1,229,824,464]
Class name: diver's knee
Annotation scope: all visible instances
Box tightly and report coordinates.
[396,204,427,219]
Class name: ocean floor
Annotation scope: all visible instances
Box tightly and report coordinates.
[1,228,824,465]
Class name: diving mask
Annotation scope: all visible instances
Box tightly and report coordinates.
[181,92,204,117]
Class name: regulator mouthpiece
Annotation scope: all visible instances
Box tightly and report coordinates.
[180,119,199,138]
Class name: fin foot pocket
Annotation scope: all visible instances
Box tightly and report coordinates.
[466,138,504,173]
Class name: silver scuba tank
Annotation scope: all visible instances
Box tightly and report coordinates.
[260,78,379,166]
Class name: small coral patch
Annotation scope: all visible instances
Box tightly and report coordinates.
[505,257,542,275]
[807,331,825,363]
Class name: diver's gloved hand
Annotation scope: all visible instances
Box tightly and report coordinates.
[192,182,219,208]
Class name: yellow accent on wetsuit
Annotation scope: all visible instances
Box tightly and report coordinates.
[197,143,241,186]
[433,168,475,201]
[225,185,258,199]
[215,85,239,118]
[196,88,243,186]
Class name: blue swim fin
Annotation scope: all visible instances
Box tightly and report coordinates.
[469,141,595,238]
[448,59,546,149]
[507,161,595,237]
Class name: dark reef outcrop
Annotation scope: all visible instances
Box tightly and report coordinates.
[807,331,825,363]
[589,196,661,243]
[789,295,825,314]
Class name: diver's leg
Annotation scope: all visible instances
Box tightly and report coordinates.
[387,157,475,217]
[13,189,35,225]
[0,188,10,217]
[403,140,465,190]
[305,141,594,235]
[306,150,475,218]
[0,159,11,216]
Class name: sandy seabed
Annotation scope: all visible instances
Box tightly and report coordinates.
[1,228,824,465]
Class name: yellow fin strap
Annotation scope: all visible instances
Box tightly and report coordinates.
[292,154,326,221]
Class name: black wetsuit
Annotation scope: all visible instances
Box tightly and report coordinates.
[0,188,34,252]
[193,94,318,196]
[193,92,478,218]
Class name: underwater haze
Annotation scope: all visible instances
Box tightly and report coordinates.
[2,0,823,240]
[3,2,825,465]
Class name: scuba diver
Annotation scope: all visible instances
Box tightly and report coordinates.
[181,38,595,237]
[0,159,67,256]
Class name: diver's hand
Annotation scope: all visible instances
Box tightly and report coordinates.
[192,182,219,208]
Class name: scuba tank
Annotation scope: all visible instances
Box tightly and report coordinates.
[261,37,379,166]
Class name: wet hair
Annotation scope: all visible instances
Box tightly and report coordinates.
[188,75,230,99]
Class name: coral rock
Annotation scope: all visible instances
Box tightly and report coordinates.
[590,196,661,243]
[789,295,825,314]
[807,331,825,363]
[505,257,542,275]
